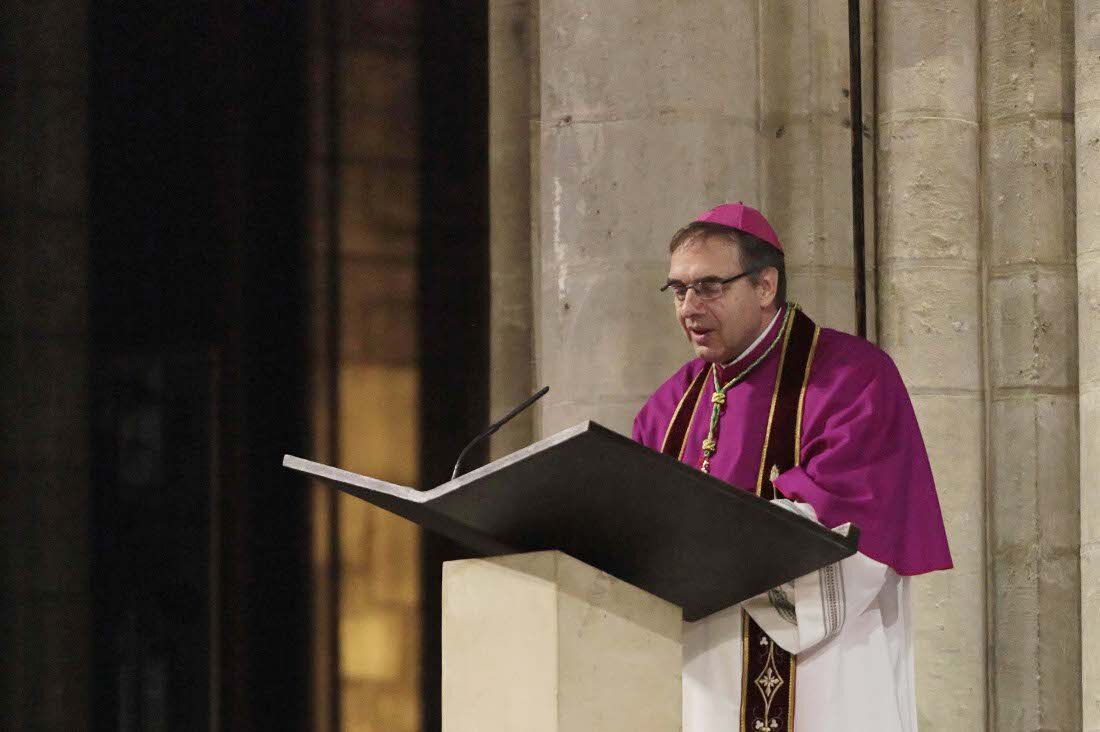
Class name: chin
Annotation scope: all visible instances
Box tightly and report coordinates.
[692,345,723,364]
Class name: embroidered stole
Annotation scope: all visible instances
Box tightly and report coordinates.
[659,307,821,732]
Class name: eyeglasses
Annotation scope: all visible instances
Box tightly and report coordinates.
[659,268,761,302]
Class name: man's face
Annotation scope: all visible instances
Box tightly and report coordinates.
[667,235,776,364]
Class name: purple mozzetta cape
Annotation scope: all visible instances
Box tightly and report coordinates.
[633,308,953,576]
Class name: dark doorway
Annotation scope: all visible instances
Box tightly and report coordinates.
[88,2,311,729]
[417,0,490,729]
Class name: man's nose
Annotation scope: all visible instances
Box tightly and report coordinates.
[680,288,705,314]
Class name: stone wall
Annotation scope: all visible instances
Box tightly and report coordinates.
[982,2,1080,729]
[876,2,987,729]
[491,0,1095,728]
[1077,3,1100,729]
[533,0,763,437]
[489,0,538,459]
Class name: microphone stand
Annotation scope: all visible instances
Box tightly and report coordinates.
[451,386,550,480]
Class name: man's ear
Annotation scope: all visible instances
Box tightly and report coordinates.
[756,266,779,308]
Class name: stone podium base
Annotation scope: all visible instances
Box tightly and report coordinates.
[442,550,682,731]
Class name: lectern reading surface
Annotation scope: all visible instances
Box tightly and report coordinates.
[283,421,859,621]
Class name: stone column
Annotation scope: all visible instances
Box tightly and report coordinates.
[489,0,536,458]
[0,1,90,728]
[441,551,681,731]
[875,3,985,729]
[1076,3,1100,728]
[759,0,859,333]
[982,3,1080,729]
[535,0,761,437]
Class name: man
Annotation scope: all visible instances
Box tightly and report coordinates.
[632,203,952,732]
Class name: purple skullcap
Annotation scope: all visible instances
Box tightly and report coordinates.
[694,202,783,254]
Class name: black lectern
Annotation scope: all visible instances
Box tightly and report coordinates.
[283,420,857,622]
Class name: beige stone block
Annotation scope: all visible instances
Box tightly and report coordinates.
[489,0,535,151]
[990,396,1079,553]
[1035,552,1082,729]
[759,0,813,119]
[982,1,1074,120]
[877,1,978,120]
[902,393,985,730]
[910,394,984,538]
[785,269,857,334]
[539,398,655,441]
[761,120,855,272]
[759,0,853,123]
[913,560,986,731]
[489,0,536,458]
[774,0,849,119]
[762,121,818,261]
[1082,543,1100,730]
[442,551,681,732]
[877,118,979,263]
[489,261,535,458]
[1078,3,1100,109]
[877,268,982,391]
[538,259,688,416]
[990,547,1041,730]
[992,550,1080,731]
[540,0,757,120]
[539,114,759,266]
[1081,256,1100,388]
[986,119,1075,267]
[1081,389,1100,545]
[1079,109,1100,258]
[987,270,1077,389]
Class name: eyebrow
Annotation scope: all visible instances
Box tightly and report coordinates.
[665,276,724,286]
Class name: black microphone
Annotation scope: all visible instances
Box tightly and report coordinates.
[451,386,550,480]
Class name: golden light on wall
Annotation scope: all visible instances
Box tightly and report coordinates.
[337,366,421,732]
[307,2,423,729]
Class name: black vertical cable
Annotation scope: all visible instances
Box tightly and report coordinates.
[848,0,868,338]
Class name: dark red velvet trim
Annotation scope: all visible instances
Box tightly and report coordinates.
[742,307,818,732]
[660,365,709,459]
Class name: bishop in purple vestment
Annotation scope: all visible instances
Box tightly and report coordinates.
[632,203,951,732]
